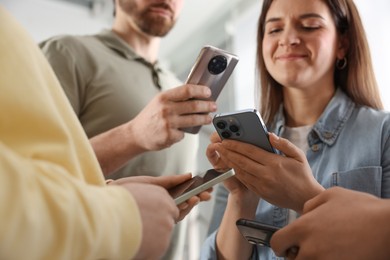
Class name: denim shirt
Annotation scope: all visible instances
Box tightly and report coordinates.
[200,88,390,259]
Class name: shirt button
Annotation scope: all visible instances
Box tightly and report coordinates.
[312,144,320,152]
[324,132,333,139]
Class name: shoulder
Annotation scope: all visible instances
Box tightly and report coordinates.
[39,34,109,73]
[353,105,390,125]
[350,106,390,140]
[39,34,101,57]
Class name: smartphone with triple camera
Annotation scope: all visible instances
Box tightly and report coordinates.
[168,168,235,205]
[213,109,276,153]
[236,218,280,247]
[181,45,239,134]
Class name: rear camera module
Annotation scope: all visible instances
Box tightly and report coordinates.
[221,131,231,138]
[208,55,227,75]
[229,125,239,133]
[216,120,227,130]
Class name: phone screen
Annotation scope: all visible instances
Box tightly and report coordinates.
[168,169,235,205]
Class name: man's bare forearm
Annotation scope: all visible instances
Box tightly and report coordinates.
[90,122,145,176]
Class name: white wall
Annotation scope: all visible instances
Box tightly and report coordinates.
[356,0,390,110]
[1,0,113,41]
[232,3,261,110]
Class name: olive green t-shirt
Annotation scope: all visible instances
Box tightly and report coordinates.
[40,30,198,180]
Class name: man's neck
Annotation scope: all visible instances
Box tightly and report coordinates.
[111,24,160,64]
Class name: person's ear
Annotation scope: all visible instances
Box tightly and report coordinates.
[337,34,349,59]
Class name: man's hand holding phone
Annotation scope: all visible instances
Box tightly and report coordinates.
[130,84,217,153]
[95,83,217,175]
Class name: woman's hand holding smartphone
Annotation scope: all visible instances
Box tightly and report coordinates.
[209,109,322,213]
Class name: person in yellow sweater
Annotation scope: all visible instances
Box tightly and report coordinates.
[0,6,207,260]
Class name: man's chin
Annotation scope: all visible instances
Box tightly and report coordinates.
[141,18,175,36]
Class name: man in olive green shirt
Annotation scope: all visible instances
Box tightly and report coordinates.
[40,1,216,180]
[40,0,216,259]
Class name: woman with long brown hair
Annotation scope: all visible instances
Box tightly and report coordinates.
[201,0,390,259]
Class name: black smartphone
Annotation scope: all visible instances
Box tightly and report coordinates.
[236,218,280,247]
[181,45,239,134]
[213,109,276,153]
[168,168,235,205]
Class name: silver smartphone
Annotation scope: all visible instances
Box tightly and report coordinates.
[168,168,235,205]
[213,109,275,153]
[181,45,239,134]
[236,218,280,247]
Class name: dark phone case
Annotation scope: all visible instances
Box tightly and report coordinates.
[168,170,223,199]
[236,219,279,247]
[213,109,275,153]
[168,176,202,199]
[168,169,235,205]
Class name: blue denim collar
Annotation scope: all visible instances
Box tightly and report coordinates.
[312,88,355,146]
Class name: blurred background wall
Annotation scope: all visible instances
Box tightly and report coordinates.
[2,0,389,259]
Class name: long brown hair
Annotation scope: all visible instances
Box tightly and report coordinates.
[256,0,383,125]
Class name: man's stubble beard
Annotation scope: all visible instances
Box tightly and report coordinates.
[137,12,175,37]
[119,0,177,37]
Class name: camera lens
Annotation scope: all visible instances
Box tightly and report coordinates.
[208,55,227,75]
[221,131,231,138]
[216,121,226,129]
[229,125,239,132]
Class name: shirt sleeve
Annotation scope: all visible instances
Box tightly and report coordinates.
[199,184,229,260]
[40,36,88,116]
[207,184,230,235]
[200,230,219,260]
[380,113,390,197]
[0,141,142,260]
[0,7,142,259]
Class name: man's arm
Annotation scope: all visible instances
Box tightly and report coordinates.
[40,39,217,176]
[90,84,217,174]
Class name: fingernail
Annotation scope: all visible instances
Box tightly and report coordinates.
[180,203,189,210]
[204,88,211,96]
[287,246,299,256]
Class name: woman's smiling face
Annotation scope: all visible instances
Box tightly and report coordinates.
[262,0,345,91]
